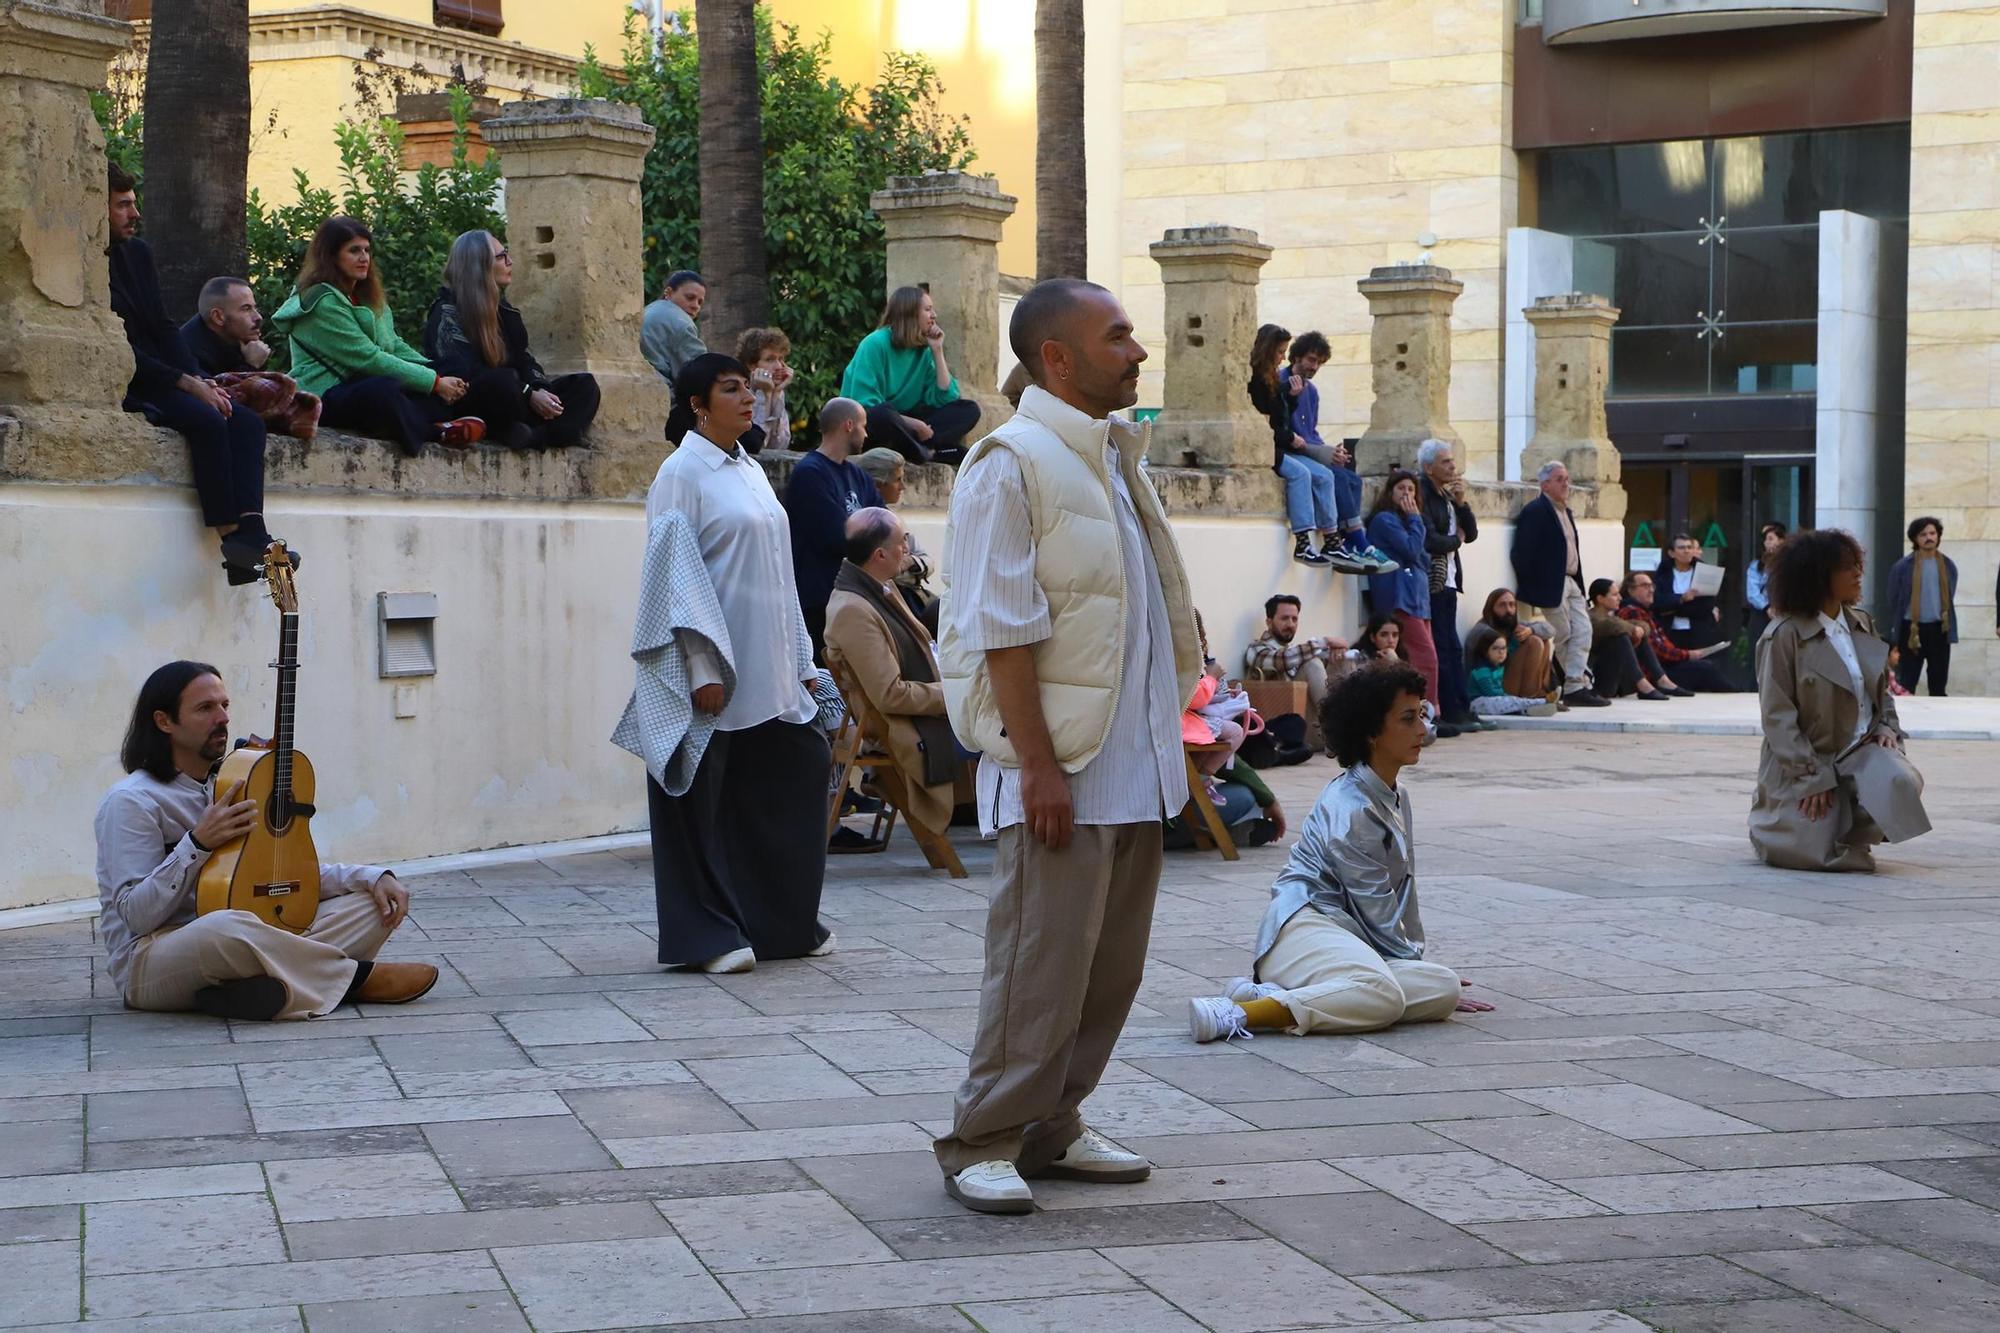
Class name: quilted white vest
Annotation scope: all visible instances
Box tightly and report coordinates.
[940,386,1200,772]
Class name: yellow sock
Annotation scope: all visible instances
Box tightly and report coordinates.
[1235,996,1290,1029]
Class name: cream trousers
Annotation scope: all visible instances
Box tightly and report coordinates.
[1259,908,1461,1035]
[124,893,395,1021]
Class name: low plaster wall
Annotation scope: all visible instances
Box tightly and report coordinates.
[1,415,1621,913]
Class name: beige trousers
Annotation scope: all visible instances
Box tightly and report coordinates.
[124,893,395,1021]
[1528,583,1593,696]
[934,821,1163,1176]
[1260,909,1461,1035]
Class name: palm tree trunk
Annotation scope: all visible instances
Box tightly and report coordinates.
[695,0,768,352]
[1034,0,1088,282]
[142,0,251,317]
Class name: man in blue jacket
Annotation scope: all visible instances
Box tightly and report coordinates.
[1509,461,1609,707]
[784,397,883,659]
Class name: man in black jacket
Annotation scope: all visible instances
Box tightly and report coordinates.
[106,166,290,585]
[1416,439,1482,730]
[178,276,271,377]
[1509,461,1608,707]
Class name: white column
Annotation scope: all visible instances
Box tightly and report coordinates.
[1815,210,1884,554]
[1503,228,1575,481]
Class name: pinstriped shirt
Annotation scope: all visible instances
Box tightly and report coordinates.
[948,444,1186,837]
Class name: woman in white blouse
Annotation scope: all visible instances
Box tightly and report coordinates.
[641,353,833,972]
[1750,528,1929,872]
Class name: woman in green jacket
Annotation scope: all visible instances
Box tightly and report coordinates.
[268,216,485,455]
[838,286,981,465]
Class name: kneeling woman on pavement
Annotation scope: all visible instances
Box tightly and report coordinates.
[1189,662,1493,1042]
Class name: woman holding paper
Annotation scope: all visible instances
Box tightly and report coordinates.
[1653,532,1726,652]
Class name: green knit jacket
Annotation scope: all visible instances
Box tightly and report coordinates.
[269,283,436,399]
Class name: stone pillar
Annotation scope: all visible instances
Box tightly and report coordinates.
[1521,295,1624,518]
[1354,264,1464,477]
[870,171,1018,429]
[1147,225,1273,468]
[0,0,134,407]
[484,98,667,492]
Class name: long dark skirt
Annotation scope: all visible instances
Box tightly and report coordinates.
[646,717,832,965]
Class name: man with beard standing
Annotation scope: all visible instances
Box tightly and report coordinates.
[933,279,1201,1214]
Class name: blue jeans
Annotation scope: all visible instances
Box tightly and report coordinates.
[1277,452,1337,534]
[1332,465,1363,532]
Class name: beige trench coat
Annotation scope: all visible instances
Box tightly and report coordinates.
[1750,608,1930,872]
[825,586,956,837]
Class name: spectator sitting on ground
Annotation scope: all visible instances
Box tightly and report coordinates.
[423,229,601,450]
[1164,750,1287,852]
[783,398,883,658]
[854,446,939,634]
[1187,661,1494,1043]
[735,326,795,454]
[1467,633,1559,718]
[1653,532,1725,651]
[824,507,962,840]
[1249,323,1361,571]
[1286,330,1392,572]
[179,276,321,441]
[270,216,485,454]
[1245,594,1349,719]
[106,166,292,586]
[840,285,981,464]
[639,268,707,396]
[1617,570,1739,693]
[1470,588,1553,700]
[1588,577,1679,701]
[1347,613,1406,663]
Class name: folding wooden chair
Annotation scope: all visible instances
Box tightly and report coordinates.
[1181,741,1239,861]
[825,659,968,878]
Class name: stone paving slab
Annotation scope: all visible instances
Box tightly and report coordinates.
[3,731,1999,1330]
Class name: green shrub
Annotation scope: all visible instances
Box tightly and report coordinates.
[579,11,973,436]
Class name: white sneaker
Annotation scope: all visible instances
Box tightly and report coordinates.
[1033,1126,1151,1183]
[1189,994,1255,1044]
[699,947,756,974]
[945,1160,1034,1214]
[1224,976,1283,1002]
[806,931,837,958]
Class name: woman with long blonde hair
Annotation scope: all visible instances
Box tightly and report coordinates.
[422,229,601,449]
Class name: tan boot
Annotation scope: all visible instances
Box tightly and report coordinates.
[352,962,439,1005]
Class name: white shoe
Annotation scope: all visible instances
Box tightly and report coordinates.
[806,930,837,958]
[698,947,756,974]
[1189,995,1254,1044]
[945,1160,1034,1214]
[1032,1126,1151,1183]
[1224,976,1283,1002]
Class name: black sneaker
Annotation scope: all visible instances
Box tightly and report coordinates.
[1320,537,1372,575]
[1293,534,1331,567]
[1565,690,1612,708]
[828,826,886,854]
[1435,721,1463,738]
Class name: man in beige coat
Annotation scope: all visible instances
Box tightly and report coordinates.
[1750,528,1930,872]
[824,507,959,836]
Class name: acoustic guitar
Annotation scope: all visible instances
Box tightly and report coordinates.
[196,540,321,932]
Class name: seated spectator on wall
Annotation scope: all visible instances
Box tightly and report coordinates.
[1286,331,1390,572]
[784,398,883,657]
[824,507,961,838]
[1245,593,1349,719]
[1470,588,1553,701]
[854,446,939,634]
[106,167,291,586]
[840,286,981,465]
[271,216,484,455]
[1466,632,1559,717]
[640,268,707,396]
[1367,470,1455,734]
[1617,570,1740,693]
[179,276,321,441]
[1249,323,1349,571]
[423,230,601,450]
[1653,532,1725,651]
[734,326,794,454]
[1588,577,1679,701]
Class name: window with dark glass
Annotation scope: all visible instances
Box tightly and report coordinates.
[1534,125,1908,399]
[436,0,503,37]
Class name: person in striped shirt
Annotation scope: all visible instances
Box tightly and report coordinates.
[1244,593,1349,719]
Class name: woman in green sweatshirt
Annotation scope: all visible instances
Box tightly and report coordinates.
[838,286,981,465]
[268,216,485,455]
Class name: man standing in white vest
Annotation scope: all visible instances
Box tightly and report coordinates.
[933,279,1202,1213]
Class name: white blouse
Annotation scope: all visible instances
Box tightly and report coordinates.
[1818,611,1873,747]
[646,432,815,732]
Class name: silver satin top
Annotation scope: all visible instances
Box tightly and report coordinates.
[1253,763,1426,967]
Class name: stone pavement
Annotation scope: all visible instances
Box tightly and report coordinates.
[3,730,1999,1332]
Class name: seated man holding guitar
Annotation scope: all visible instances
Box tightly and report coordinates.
[94,660,437,1021]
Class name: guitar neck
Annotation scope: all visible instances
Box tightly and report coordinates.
[273,612,299,813]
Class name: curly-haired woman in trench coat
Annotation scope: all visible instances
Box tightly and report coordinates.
[1750,528,1931,872]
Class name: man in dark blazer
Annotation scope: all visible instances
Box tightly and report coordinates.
[1417,439,1480,729]
[1510,461,1608,706]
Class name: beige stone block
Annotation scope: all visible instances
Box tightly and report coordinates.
[1451,359,1501,421]
[1431,0,1514,54]
[1912,45,2000,114]
[1909,307,2000,346]
[1912,109,2000,151]
[1908,243,1999,310]
[1454,328,1502,363]
[1429,178,1512,248]
[1126,0,1231,22]
[1295,0,1455,64]
[1387,52,1508,90]
[1907,343,1998,411]
[1125,79,1228,112]
[1450,265,1508,332]
[1910,208,2000,245]
[1905,406,2000,445]
[1905,441,1994,506]
[1217,62,1395,103]
[1127,163,1228,198]
[1913,7,2000,47]
[1345,84,1508,153]
[1911,142,2000,214]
